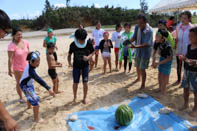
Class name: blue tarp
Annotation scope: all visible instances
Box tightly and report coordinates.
[67,96,194,131]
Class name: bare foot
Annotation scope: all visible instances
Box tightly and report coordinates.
[82,99,90,104]
[72,98,76,104]
[133,78,140,83]
[172,80,181,86]
[140,85,145,90]
[34,118,46,124]
[179,105,189,111]
[128,71,131,73]
[55,91,62,94]
[19,99,26,104]
[155,89,161,93]
[82,99,86,104]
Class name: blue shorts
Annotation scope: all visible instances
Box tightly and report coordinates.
[73,66,89,83]
[20,84,40,106]
[158,57,172,75]
[181,70,197,92]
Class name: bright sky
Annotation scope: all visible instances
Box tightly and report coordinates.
[0,0,159,20]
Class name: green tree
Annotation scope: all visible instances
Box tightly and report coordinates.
[66,0,71,7]
[140,0,148,13]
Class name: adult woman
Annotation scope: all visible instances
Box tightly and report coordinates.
[8,28,30,103]
[43,28,58,61]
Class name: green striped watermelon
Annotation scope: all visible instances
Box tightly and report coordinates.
[115,104,133,126]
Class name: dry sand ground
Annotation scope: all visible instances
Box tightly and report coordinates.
[0,31,197,131]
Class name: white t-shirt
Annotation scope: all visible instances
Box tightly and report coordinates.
[176,23,193,55]
[92,28,105,46]
[112,31,122,48]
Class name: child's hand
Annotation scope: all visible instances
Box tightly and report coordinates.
[8,70,13,77]
[130,44,136,48]
[49,90,55,97]
[178,55,186,61]
[83,56,89,61]
[118,36,121,39]
[55,46,58,50]
[152,62,159,68]
[151,62,155,68]
[107,41,111,46]
[186,59,196,66]
[57,62,62,67]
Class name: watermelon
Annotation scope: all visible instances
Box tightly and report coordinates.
[115,104,133,126]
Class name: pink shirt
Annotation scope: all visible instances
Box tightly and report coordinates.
[8,40,29,72]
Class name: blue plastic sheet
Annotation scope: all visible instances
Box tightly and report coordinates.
[67,96,194,131]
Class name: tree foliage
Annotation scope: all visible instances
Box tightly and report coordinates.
[140,0,148,14]
[11,0,169,30]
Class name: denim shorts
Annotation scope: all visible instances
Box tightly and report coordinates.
[158,57,173,75]
[135,57,150,70]
[20,84,40,106]
[181,70,197,92]
[73,66,89,83]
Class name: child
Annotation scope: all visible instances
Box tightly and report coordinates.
[179,27,197,116]
[87,38,95,72]
[92,21,105,68]
[20,51,55,122]
[112,23,122,71]
[43,28,58,61]
[152,29,173,96]
[47,43,62,94]
[68,29,95,104]
[158,19,175,49]
[175,11,193,85]
[119,23,134,72]
[99,32,113,74]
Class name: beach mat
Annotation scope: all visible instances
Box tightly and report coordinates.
[67,96,194,131]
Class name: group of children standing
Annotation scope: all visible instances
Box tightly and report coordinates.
[152,11,197,116]
[19,11,197,123]
[92,21,136,74]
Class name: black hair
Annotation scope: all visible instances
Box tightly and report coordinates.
[75,29,87,40]
[115,23,122,30]
[169,16,175,20]
[95,20,101,25]
[12,27,22,36]
[158,19,167,26]
[47,42,55,49]
[78,24,85,29]
[124,23,131,28]
[180,11,192,19]
[137,14,147,23]
[26,52,35,63]
[0,9,11,30]
[190,27,197,36]
[158,29,169,38]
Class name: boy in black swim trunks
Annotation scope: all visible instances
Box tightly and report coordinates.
[47,43,62,94]
[68,29,95,104]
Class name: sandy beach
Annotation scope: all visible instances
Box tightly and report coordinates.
[0,29,197,131]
